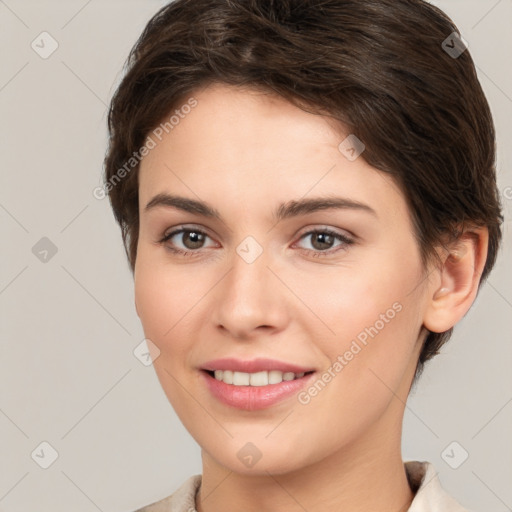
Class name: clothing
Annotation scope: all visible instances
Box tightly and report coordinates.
[135,460,471,512]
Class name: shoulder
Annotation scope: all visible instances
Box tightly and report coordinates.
[134,474,202,512]
[405,461,474,512]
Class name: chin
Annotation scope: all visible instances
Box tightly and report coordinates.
[201,435,322,477]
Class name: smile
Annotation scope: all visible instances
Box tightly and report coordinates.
[210,369,309,386]
[200,358,316,410]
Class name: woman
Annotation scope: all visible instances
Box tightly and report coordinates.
[103,1,503,510]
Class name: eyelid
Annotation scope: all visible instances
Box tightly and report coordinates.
[160,225,218,245]
[292,227,355,253]
[161,224,354,240]
[158,224,355,256]
[294,224,355,240]
[159,225,357,243]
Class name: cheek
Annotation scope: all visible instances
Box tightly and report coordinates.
[134,256,202,412]
[134,252,226,377]
[299,249,424,387]
[134,254,196,345]
[293,254,420,344]
[289,275,422,458]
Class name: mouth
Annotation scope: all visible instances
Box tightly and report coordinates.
[199,359,316,410]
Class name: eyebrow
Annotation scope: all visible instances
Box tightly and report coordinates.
[144,193,377,222]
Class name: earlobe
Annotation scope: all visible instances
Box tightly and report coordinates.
[423,227,488,333]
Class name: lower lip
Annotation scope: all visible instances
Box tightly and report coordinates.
[201,371,315,411]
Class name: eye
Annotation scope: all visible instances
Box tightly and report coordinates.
[158,226,217,255]
[157,226,355,258]
[294,228,354,255]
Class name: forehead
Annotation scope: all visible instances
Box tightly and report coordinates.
[138,83,407,223]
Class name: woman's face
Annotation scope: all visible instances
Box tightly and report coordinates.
[135,83,432,475]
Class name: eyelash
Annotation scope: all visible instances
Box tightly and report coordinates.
[157,226,355,258]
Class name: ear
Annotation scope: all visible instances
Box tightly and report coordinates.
[423,226,489,333]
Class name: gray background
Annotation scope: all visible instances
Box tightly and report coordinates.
[1,1,511,511]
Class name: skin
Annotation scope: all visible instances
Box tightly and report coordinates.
[134,83,488,512]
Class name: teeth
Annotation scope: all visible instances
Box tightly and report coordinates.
[211,370,308,386]
[250,371,268,386]
[233,371,250,385]
[268,370,283,384]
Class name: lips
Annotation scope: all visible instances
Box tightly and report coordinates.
[199,358,316,410]
[201,357,314,374]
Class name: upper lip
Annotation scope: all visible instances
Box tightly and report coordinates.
[201,357,315,374]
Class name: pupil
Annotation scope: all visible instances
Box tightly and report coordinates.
[185,231,204,249]
[313,233,333,250]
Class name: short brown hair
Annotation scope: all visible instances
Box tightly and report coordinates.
[103,0,503,380]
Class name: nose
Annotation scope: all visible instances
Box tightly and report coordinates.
[211,247,290,340]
